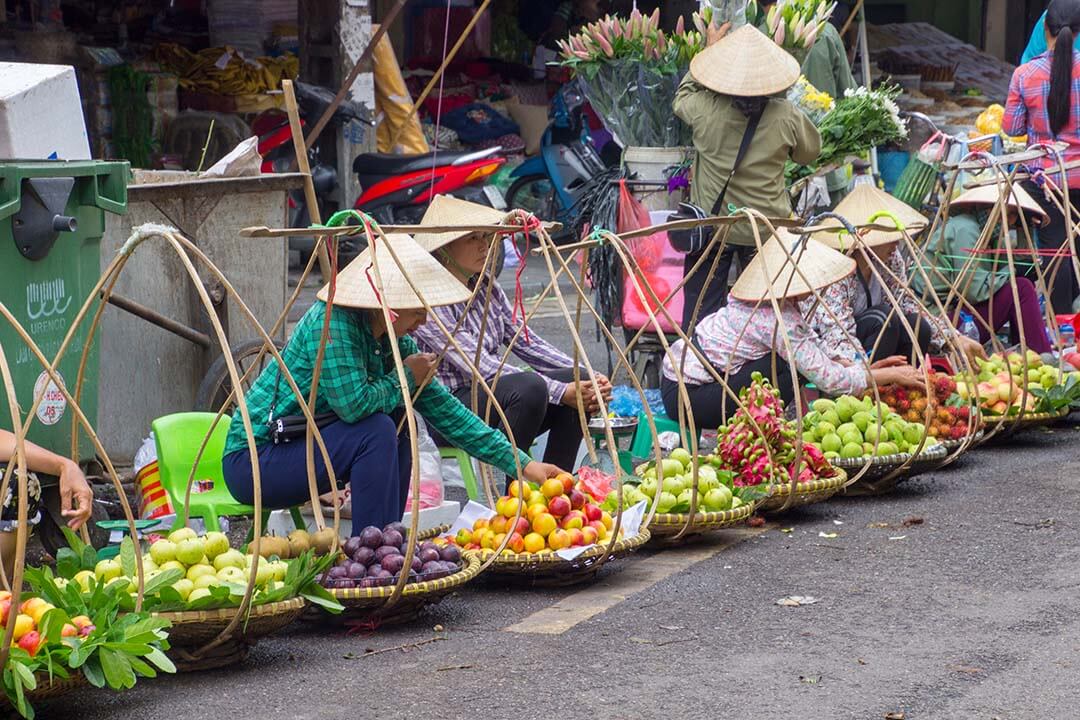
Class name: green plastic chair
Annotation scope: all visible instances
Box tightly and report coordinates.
[629,412,684,461]
[152,412,305,535]
[440,447,480,501]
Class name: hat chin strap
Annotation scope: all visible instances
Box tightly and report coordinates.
[438,248,475,283]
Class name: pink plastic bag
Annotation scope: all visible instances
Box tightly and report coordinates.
[405,415,444,512]
[618,188,685,333]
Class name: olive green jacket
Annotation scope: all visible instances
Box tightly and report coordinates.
[673,76,821,247]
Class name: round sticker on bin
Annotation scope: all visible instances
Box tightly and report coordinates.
[33,371,67,426]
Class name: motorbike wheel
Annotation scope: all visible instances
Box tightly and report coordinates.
[506,175,558,219]
[195,339,287,414]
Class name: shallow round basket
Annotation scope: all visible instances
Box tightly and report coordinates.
[469,529,651,587]
[756,469,848,513]
[982,408,1071,439]
[416,524,449,541]
[837,443,949,496]
[647,502,754,541]
[156,597,306,672]
[315,552,483,626]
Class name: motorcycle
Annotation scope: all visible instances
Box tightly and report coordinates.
[505,82,609,240]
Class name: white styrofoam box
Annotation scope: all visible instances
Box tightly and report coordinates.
[265,500,462,539]
[0,62,91,160]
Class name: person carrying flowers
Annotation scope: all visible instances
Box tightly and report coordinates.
[673,23,821,329]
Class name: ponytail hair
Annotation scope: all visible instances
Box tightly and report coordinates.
[1046,0,1080,135]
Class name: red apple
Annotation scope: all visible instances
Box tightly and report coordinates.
[0,599,11,625]
[557,473,575,494]
[588,520,607,537]
[568,489,586,510]
[507,532,526,553]
[510,517,530,537]
[560,510,585,530]
[584,504,603,523]
[581,526,599,545]
[17,631,40,656]
[567,528,586,547]
[547,495,571,518]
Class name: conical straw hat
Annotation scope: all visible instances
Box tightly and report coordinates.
[413,195,509,253]
[688,25,801,97]
[949,181,1050,226]
[730,229,857,302]
[316,234,470,309]
[814,184,929,250]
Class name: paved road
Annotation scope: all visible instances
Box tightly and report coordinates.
[54,419,1080,720]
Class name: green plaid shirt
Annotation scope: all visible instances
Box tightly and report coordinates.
[224,301,531,476]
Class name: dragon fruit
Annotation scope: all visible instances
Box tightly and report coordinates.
[716,373,834,487]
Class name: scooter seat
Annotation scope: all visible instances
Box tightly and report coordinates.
[352,150,480,176]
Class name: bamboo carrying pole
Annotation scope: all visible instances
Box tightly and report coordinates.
[283,80,334,284]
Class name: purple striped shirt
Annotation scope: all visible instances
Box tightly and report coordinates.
[412,278,576,406]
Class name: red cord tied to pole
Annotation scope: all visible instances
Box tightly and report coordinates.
[502,209,542,343]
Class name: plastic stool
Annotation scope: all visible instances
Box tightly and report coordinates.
[441,447,481,501]
[629,412,683,460]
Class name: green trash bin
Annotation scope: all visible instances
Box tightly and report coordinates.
[0,160,129,462]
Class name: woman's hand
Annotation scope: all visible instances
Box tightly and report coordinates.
[59,460,93,530]
[404,353,437,386]
[957,335,987,363]
[562,376,612,414]
[706,21,731,46]
[872,364,926,390]
[521,461,564,486]
[870,355,908,369]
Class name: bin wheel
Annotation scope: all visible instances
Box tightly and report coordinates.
[196,339,286,414]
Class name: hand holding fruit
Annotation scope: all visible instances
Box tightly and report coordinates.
[522,461,564,487]
[871,363,925,390]
[957,335,987,363]
[404,352,437,386]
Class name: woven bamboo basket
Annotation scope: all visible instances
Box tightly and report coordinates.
[837,443,949,495]
[313,551,483,625]
[647,502,754,541]
[756,469,849,513]
[0,671,90,708]
[156,597,306,672]
[468,529,651,587]
[982,408,1071,439]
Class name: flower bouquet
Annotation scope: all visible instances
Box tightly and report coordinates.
[787,84,909,183]
[745,0,837,64]
[557,9,704,147]
[787,76,834,124]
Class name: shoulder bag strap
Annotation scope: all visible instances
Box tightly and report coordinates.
[709,103,767,216]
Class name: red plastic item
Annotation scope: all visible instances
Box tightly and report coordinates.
[617,181,684,333]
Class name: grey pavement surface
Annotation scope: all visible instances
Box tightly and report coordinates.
[53,421,1080,719]
[49,261,1080,719]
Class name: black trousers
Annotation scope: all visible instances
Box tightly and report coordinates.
[682,244,756,330]
[430,368,584,482]
[854,306,932,363]
[1022,181,1080,313]
[660,355,794,431]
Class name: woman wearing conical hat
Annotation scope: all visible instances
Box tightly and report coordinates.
[412,196,611,484]
[662,230,925,430]
[221,234,566,535]
[803,185,986,364]
[912,181,1054,354]
[674,23,822,328]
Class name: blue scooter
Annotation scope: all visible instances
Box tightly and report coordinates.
[505,82,608,239]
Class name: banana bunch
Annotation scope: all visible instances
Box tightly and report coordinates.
[154,44,299,95]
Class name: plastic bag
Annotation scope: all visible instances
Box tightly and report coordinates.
[406,415,444,512]
[619,196,685,333]
[133,434,173,520]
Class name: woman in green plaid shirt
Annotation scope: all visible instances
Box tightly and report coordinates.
[222,234,565,536]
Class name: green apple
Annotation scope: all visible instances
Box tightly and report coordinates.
[820,433,842,453]
[863,423,883,445]
[836,396,861,422]
[254,561,274,586]
[74,569,95,592]
[852,411,873,433]
[203,532,231,560]
[94,559,122,582]
[821,409,841,427]
[703,486,733,511]
[876,441,899,457]
[213,549,245,571]
[159,560,186,574]
[660,458,684,478]
[835,422,859,438]
[811,398,835,414]
[175,538,206,566]
[186,564,216,582]
[676,488,694,508]
[638,478,658,499]
[216,566,247,585]
[167,527,197,544]
[661,476,682,494]
[841,431,863,447]
[188,588,212,603]
[149,539,177,565]
[841,442,863,459]
[268,560,289,582]
[193,574,220,591]
[814,421,836,441]
[669,447,692,469]
[171,579,194,601]
[655,491,677,514]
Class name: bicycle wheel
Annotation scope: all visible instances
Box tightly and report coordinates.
[506,174,558,218]
[195,339,286,414]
